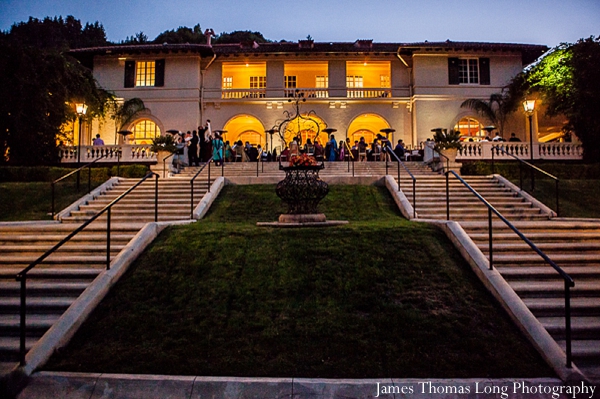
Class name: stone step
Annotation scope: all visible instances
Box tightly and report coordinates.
[418,213,549,221]
[523,298,600,317]
[0,268,101,279]
[0,314,60,335]
[60,215,190,223]
[479,242,600,253]
[497,266,600,280]
[0,337,37,361]
[0,245,125,256]
[469,232,600,243]
[418,207,540,215]
[557,340,600,359]
[510,281,600,298]
[540,316,600,339]
[0,297,76,313]
[494,253,600,265]
[0,255,111,265]
[0,282,89,297]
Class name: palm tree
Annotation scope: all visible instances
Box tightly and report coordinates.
[460,89,521,138]
[111,98,147,142]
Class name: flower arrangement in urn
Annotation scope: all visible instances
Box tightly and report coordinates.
[289,154,318,167]
[150,135,178,153]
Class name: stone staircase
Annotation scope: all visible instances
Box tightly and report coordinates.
[398,171,600,382]
[0,222,140,365]
[0,175,212,367]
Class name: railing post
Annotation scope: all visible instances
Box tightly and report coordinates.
[488,207,493,270]
[256,158,259,177]
[163,156,166,179]
[556,180,560,217]
[51,182,56,218]
[208,161,211,192]
[446,172,450,220]
[397,161,400,191]
[491,146,495,175]
[154,173,159,222]
[385,157,389,176]
[413,179,416,219]
[352,158,355,177]
[222,157,225,177]
[565,282,572,368]
[117,148,121,177]
[190,181,194,219]
[106,207,111,270]
[19,276,26,366]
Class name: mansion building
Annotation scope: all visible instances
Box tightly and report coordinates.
[69,37,550,153]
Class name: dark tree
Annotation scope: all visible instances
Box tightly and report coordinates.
[213,30,271,44]
[0,16,112,165]
[153,24,206,44]
[519,36,600,162]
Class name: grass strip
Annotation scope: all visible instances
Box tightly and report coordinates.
[44,185,553,378]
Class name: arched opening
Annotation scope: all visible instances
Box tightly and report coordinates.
[454,117,484,140]
[131,119,161,144]
[281,113,328,147]
[222,115,266,147]
[347,113,391,144]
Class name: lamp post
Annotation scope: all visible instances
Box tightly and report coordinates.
[75,102,88,190]
[523,99,536,191]
[523,100,536,161]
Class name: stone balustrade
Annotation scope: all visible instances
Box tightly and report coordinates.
[58,145,157,163]
[457,141,583,161]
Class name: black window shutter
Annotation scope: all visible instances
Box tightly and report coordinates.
[155,59,165,87]
[479,58,490,85]
[124,61,135,88]
[448,58,459,85]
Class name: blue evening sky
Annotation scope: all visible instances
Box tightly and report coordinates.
[0,0,598,47]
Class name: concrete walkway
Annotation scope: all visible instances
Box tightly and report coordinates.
[17,372,586,399]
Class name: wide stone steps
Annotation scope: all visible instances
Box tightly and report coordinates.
[557,340,600,360]
[510,281,600,298]
[497,266,600,280]
[540,316,600,340]
[479,242,600,253]
[523,297,600,317]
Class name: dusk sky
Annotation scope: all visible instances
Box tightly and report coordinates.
[1,0,598,47]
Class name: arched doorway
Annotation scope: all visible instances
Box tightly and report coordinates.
[347,114,391,145]
[280,113,328,147]
[222,115,266,147]
[454,117,484,140]
[131,119,161,144]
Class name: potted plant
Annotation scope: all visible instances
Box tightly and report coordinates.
[150,135,178,172]
[432,128,462,163]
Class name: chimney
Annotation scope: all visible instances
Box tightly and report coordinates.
[354,39,373,49]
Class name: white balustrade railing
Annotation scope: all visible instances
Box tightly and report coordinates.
[59,144,157,164]
[347,88,391,98]
[284,88,329,98]
[457,142,582,161]
[221,89,266,99]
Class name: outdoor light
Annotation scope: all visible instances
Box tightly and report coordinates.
[75,102,87,189]
[523,99,536,162]
[523,99,535,114]
[76,102,88,116]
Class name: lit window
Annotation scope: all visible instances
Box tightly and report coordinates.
[458,59,479,84]
[132,120,161,144]
[380,75,390,88]
[454,117,483,139]
[136,61,155,87]
[284,76,297,88]
[315,76,328,88]
[346,76,363,88]
[223,76,233,89]
[250,76,266,89]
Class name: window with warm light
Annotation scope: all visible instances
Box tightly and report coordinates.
[284,75,297,88]
[316,76,328,88]
[136,61,155,87]
[223,76,233,89]
[132,119,161,144]
[380,75,391,88]
[454,117,484,139]
[250,76,266,89]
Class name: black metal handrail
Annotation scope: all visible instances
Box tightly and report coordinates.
[387,149,417,218]
[51,151,116,218]
[161,150,179,178]
[17,171,159,366]
[445,170,574,367]
[190,156,214,219]
[491,145,560,216]
[341,141,354,174]
[436,150,451,173]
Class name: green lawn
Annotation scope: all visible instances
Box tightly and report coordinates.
[522,178,600,218]
[0,180,100,221]
[43,185,553,378]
